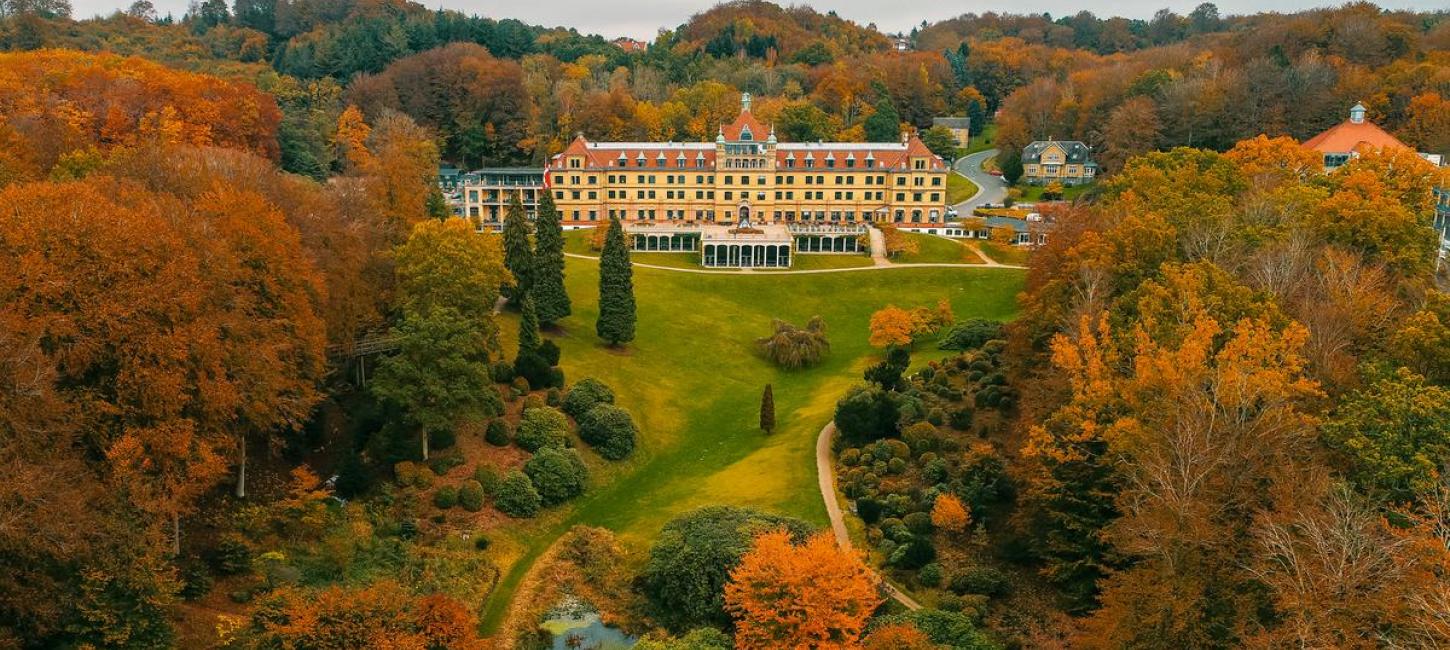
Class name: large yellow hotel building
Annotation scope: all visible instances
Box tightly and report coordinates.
[545,94,950,230]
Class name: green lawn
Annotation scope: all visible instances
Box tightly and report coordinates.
[946,171,979,205]
[974,240,1031,266]
[762,253,873,271]
[897,232,980,265]
[964,122,997,156]
[480,258,1023,633]
[1014,182,1092,203]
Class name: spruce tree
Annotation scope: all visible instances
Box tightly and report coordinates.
[864,96,902,143]
[760,384,775,434]
[596,216,636,346]
[502,193,533,302]
[515,291,541,365]
[532,193,571,326]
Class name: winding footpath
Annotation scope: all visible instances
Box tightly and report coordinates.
[816,421,922,610]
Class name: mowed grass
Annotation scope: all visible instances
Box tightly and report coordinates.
[975,240,1031,265]
[897,232,980,265]
[479,256,1023,633]
[947,171,979,204]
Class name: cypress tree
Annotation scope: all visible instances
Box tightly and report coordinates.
[532,193,571,326]
[596,216,636,346]
[502,193,533,302]
[760,384,775,434]
[516,291,541,365]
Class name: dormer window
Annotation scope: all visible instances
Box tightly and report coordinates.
[617,155,627,167]
[636,154,646,166]
[740,126,753,141]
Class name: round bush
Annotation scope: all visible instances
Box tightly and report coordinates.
[919,562,944,588]
[856,498,882,524]
[579,404,637,460]
[840,448,861,466]
[887,457,907,474]
[515,406,570,452]
[545,388,562,407]
[523,394,545,411]
[494,471,542,518]
[523,447,588,506]
[563,378,615,419]
[903,511,933,535]
[950,566,1011,597]
[485,419,510,446]
[490,361,515,384]
[433,485,458,509]
[212,535,252,575]
[473,535,491,550]
[458,479,485,512]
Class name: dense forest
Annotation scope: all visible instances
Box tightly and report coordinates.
[1,0,1449,647]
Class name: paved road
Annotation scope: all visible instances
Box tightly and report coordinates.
[816,421,922,611]
[952,148,1006,215]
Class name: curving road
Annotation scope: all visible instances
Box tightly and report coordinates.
[816,421,922,611]
[952,148,1006,215]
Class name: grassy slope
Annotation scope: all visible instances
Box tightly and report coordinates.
[947,171,979,204]
[1015,182,1091,202]
[897,232,980,265]
[479,258,1023,632]
[975,240,1031,265]
[964,122,998,156]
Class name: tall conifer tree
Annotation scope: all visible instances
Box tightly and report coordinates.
[596,216,636,346]
[515,291,540,366]
[532,193,571,326]
[501,193,533,303]
[760,384,775,434]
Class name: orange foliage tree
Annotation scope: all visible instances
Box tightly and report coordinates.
[930,493,971,535]
[0,50,280,184]
[724,530,882,649]
[862,622,935,649]
[253,580,482,649]
[868,305,919,348]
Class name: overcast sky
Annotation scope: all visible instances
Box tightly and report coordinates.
[78,0,1448,38]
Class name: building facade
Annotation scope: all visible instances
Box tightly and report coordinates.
[546,94,950,230]
[441,167,545,230]
[1303,103,1448,265]
[931,117,971,149]
[1021,140,1097,186]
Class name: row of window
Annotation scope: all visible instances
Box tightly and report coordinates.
[564,189,941,202]
[562,208,944,223]
[558,174,942,187]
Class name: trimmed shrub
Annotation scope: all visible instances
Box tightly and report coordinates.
[834,384,901,442]
[939,319,1004,350]
[919,562,944,588]
[433,485,458,509]
[459,480,485,512]
[579,404,637,460]
[485,419,510,446]
[516,406,570,451]
[545,388,562,407]
[950,566,1010,597]
[887,457,907,474]
[473,535,491,550]
[523,447,588,505]
[840,448,862,466]
[431,427,457,451]
[563,378,615,418]
[515,351,562,390]
[523,394,545,411]
[473,464,501,495]
[490,361,515,384]
[904,511,933,535]
[427,453,464,476]
[494,471,542,518]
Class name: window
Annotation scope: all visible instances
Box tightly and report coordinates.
[569,158,581,169]
[724,176,734,185]
[896,177,906,186]
[895,192,905,202]
[913,159,926,170]
[846,158,856,168]
[816,176,824,184]
[826,158,836,168]
[805,176,813,185]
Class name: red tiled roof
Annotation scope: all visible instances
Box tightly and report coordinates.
[721,110,768,142]
[1302,119,1410,154]
[549,133,947,172]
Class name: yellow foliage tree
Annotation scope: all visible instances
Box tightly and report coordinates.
[868,305,918,348]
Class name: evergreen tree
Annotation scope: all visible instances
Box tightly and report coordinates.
[515,291,541,366]
[759,384,775,434]
[502,193,534,302]
[596,216,636,346]
[532,193,572,326]
[864,96,902,143]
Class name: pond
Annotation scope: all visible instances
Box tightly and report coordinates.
[538,597,637,650]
